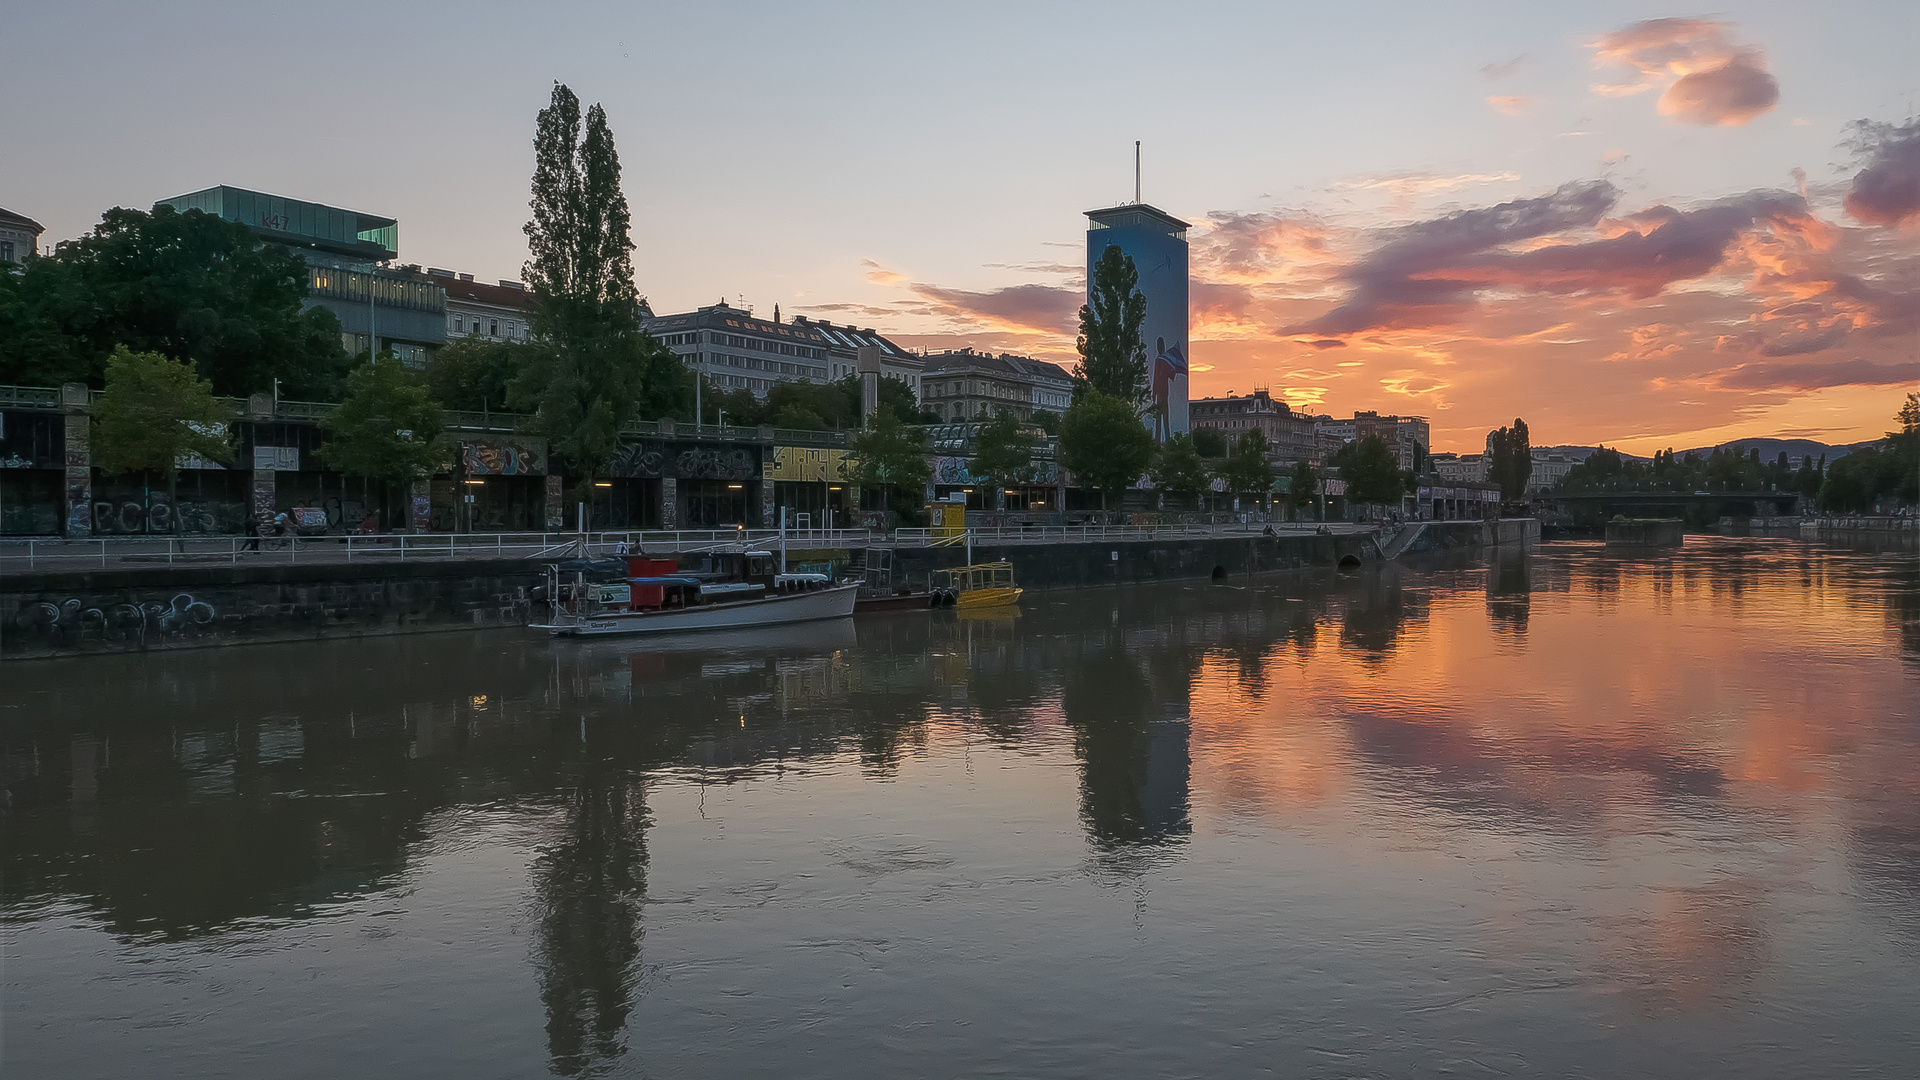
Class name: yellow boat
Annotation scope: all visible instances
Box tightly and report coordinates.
[932,561,1023,609]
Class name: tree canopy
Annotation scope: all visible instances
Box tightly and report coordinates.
[1073,245,1148,406]
[511,83,685,476]
[1190,426,1228,459]
[0,205,348,396]
[318,357,451,488]
[1150,432,1209,498]
[1333,435,1406,506]
[1058,390,1154,507]
[1487,419,1533,500]
[1217,429,1275,496]
[848,410,931,523]
[89,347,234,481]
[970,412,1037,503]
[1288,461,1321,520]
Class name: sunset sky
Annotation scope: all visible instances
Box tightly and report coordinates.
[3,1,1915,452]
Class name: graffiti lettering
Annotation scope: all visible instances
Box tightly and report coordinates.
[13,593,218,643]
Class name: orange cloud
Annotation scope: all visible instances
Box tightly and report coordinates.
[1592,18,1779,126]
[1487,95,1530,116]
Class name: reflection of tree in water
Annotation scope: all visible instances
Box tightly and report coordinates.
[1486,547,1532,642]
[1338,568,1424,662]
[1060,647,1191,855]
[529,755,649,1077]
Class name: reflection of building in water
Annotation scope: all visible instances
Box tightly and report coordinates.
[1062,646,1192,854]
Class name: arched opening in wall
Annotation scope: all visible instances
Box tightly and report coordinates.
[1337,554,1363,569]
[1210,565,1227,584]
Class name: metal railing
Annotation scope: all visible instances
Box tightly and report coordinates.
[0,528,885,571]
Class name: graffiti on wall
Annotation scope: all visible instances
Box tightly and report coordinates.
[608,442,666,478]
[14,593,219,642]
[930,456,1061,488]
[460,437,547,476]
[676,447,756,481]
[90,496,249,535]
[766,447,851,483]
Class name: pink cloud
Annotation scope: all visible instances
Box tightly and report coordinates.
[1592,18,1779,126]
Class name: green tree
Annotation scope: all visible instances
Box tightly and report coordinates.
[1333,435,1406,509]
[1073,245,1149,405]
[970,412,1036,509]
[1029,409,1062,436]
[1288,460,1321,521]
[0,205,348,396]
[426,337,531,412]
[1487,418,1533,500]
[319,357,450,485]
[512,83,682,476]
[847,410,932,524]
[318,357,451,526]
[1150,432,1210,504]
[1058,390,1154,509]
[1218,429,1275,503]
[90,347,235,532]
[1190,426,1228,459]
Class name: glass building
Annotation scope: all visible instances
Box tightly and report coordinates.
[1085,203,1190,438]
[156,186,444,367]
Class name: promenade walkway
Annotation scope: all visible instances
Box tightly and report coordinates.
[1,522,1378,574]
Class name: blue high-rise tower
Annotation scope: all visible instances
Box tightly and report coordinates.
[1085,201,1190,438]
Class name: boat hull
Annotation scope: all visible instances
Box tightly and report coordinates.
[533,583,860,637]
[956,586,1022,609]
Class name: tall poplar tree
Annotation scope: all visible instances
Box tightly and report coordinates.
[1073,245,1149,406]
[512,83,680,477]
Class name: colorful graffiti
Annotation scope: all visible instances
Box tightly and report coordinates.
[460,437,547,476]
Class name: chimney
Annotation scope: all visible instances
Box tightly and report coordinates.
[458,273,474,282]
[498,280,524,290]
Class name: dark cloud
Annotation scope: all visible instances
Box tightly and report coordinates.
[1844,119,1920,227]
[1281,182,1808,337]
[1305,339,1347,350]
[1660,50,1779,126]
[910,282,1080,334]
[1711,358,1917,391]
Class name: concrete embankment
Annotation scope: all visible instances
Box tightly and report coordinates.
[1,520,1535,658]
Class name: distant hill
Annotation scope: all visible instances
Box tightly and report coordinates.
[1534,438,1875,467]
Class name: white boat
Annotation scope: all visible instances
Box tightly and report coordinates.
[533,581,859,637]
[531,549,859,638]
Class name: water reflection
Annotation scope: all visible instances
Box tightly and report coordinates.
[4,537,1918,1077]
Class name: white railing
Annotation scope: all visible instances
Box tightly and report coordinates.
[0,521,1383,571]
[0,528,882,571]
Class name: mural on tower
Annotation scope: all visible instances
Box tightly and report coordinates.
[1085,203,1190,438]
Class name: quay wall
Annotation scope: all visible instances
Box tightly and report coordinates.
[2,559,542,660]
[2,520,1536,658]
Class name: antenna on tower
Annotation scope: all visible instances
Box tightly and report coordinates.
[1134,141,1142,204]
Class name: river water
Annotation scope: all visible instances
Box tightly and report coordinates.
[3,537,1917,1078]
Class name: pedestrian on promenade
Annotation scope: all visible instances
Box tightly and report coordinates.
[241,513,266,552]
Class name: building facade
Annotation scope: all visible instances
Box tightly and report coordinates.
[1188,389,1320,462]
[645,302,831,397]
[1313,410,1430,471]
[0,206,42,264]
[1086,202,1190,438]
[920,349,1073,422]
[155,186,446,367]
[425,270,533,344]
[787,316,923,400]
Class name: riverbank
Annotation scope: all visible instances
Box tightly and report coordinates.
[1,520,1536,657]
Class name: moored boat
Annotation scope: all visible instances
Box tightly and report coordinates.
[532,550,858,637]
[931,560,1023,609]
